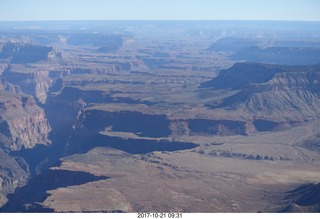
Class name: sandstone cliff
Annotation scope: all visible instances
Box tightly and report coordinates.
[0,150,29,207]
[2,65,53,104]
[0,91,49,207]
[0,91,51,151]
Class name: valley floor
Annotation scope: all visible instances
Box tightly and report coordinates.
[3,121,320,212]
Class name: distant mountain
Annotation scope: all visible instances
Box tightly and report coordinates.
[66,33,131,52]
[202,62,320,125]
[207,37,320,53]
[233,46,320,65]
[207,37,259,52]
[207,37,320,65]
[201,62,283,90]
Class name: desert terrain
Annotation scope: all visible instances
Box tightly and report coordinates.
[0,21,320,212]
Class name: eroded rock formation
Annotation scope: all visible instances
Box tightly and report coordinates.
[203,63,320,130]
[0,92,51,151]
[0,42,53,63]
[2,66,53,104]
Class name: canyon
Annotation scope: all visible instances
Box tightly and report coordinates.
[0,20,320,212]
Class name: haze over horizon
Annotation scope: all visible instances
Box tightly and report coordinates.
[0,0,319,22]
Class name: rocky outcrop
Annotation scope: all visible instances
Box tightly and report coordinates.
[0,91,51,151]
[66,65,116,75]
[1,169,108,212]
[79,109,171,138]
[0,90,51,207]
[188,119,250,136]
[44,87,91,142]
[60,105,255,154]
[220,70,320,118]
[0,79,22,94]
[203,63,320,127]
[195,149,290,161]
[281,183,320,212]
[44,86,156,148]
[201,62,283,90]
[2,66,53,104]
[77,108,251,138]
[0,83,38,206]
[63,60,147,75]
[169,120,190,136]
[0,150,29,207]
[0,42,53,63]
[68,133,198,155]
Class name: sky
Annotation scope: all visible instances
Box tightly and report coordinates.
[0,0,319,21]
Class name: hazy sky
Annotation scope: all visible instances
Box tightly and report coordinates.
[0,0,319,21]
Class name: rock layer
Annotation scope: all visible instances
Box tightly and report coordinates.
[203,63,320,127]
[2,66,52,104]
[0,91,51,151]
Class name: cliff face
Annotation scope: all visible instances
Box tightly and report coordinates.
[0,150,29,207]
[0,42,53,63]
[2,67,52,104]
[60,105,255,155]
[1,168,108,212]
[0,92,51,151]
[281,183,320,212]
[66,65,116,75]
[0,80,22,94]
[80,109,171,138]
[0,78,52,206]
[201,62,283,89]
[218,71,320,117]
[204,63,320,129]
